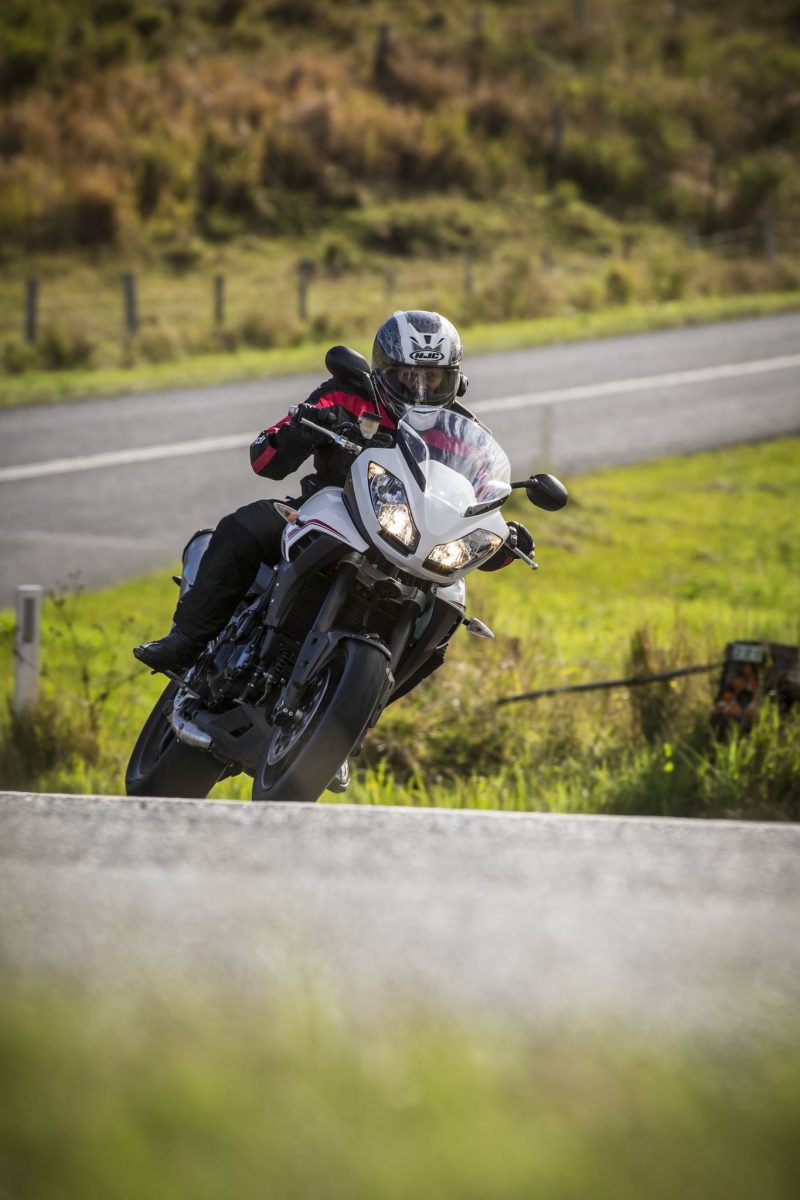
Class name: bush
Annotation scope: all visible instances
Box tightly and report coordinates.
[69,172,120,247]
[0,336,38,376]
[38,325,95,371]
[237,310,298,349]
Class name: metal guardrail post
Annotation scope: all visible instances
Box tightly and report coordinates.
[14,585,42,715]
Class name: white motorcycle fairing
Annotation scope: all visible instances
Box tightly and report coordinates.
[282,485,468,618]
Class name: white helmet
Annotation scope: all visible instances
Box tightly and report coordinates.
[371,310,463,420]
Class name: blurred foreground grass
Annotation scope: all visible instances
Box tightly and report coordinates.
[1,982,799,1200]
[0,437,798,815]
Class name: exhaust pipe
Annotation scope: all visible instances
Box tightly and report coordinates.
[170,710,213,751]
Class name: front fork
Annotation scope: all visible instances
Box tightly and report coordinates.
[271,558,420,725]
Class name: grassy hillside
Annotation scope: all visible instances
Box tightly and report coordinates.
[0,0,798,382]
[1,437,798,817]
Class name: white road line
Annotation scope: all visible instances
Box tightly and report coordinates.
[473,352,800,415]
[2,352,799,484]
[0,433,252,483]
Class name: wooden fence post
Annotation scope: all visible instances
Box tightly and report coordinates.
[373,24,393,83]
[464,252,474,305]
[297,260,314,322]
[123,272,138,337]
[761,216,775,262]
[214,273,225,326]
[539,405,554,471]
[549,103,566,183]
[468,10,485,87]
[384,266,396,302]
[24,278,39,344]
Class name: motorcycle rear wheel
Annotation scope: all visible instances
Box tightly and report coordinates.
[126,681,225,798]
[252,639,388,804]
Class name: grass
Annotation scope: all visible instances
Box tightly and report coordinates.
[0,437,798,814]
[0,288,798,409]
[1,982,799,1200]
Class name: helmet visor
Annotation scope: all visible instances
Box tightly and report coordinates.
[383,364,460,408]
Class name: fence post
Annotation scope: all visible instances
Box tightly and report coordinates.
[468,10,485,86]
[14,585,42,716]
[464,252,474,306]
[761,216,775,262]
[539,405,553,471]
[213,273,225,327]
[297,260,314,322]
[24,278,39,344]
[549,103,566,183]
[384,266,396,302]
[122,272,138,337]
[373,23,393,83]
[684,224,699,249]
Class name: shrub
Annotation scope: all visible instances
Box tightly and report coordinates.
[0,337,38,376]
[38,325,95,371]
[69,172,120,247]
[237,310,298,349]
[605,264,634,306]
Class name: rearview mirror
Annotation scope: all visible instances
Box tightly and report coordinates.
[325,345,371,389]
[524,473,568,511]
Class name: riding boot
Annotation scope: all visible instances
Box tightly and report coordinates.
[134,515,268,672]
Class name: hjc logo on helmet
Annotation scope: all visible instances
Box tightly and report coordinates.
[409,335,445,362]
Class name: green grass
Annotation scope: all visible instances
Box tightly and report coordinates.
[1,982,799,1200]
[1,437,798,814]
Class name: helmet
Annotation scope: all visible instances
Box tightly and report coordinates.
[371,310,462,420]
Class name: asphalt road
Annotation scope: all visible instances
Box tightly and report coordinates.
[2,794,799,1039]
[1,312,799,606]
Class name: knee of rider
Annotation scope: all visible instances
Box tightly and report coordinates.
[215,513,265,564]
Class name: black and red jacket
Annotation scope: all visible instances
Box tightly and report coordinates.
[250,379,394,492]
[249,379,515,570]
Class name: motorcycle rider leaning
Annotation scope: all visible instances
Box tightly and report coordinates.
[134,310,533,700]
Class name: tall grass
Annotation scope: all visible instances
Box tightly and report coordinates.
[1,437,797,815]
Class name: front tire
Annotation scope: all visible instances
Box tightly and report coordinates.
[252,639,389,804]
[126,682,225,798]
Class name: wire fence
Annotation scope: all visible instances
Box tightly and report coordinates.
[1,216,798,348]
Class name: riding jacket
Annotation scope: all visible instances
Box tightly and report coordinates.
[249,380,515,570]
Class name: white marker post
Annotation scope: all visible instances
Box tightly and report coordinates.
[14,585,42,715]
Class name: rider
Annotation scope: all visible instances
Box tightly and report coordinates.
[134,310,533,684]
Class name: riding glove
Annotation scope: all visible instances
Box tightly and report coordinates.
[479,520,534,571]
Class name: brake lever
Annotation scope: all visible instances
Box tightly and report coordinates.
[298,416,362,455]
[509,544,538,571]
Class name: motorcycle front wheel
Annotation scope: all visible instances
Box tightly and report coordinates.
[252,638,389,804]
[126,681,226,798]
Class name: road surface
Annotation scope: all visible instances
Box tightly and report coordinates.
[1,312,799,606]
[2,793,798,1039]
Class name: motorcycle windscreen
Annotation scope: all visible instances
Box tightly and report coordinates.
[398,408,512,507]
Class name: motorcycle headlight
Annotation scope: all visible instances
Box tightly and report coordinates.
[368,462,420,553]
[424,529,503,576]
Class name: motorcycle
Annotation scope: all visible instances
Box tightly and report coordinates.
[126,346,568,803]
